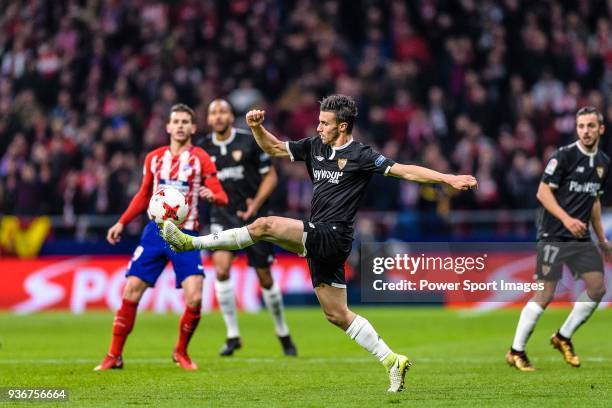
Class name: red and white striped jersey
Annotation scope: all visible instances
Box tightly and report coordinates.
[119,145,227,231]
[145,146,216,230]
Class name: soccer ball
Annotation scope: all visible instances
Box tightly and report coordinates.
[148,187,188,226]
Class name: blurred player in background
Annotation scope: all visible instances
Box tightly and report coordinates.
[199,99,297,356]
[507,107,611,371]
[162,95,477,392]
[95,104,228,371]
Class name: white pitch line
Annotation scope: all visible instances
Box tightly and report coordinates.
[0,356,610,365]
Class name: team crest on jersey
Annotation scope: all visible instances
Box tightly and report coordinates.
[337,158,348,170]
[541,265,551,276]
[232,150,243,162]
[596,166,604,178]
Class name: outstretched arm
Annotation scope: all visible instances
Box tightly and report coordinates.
[246,110,290,158]
[387,163,478,190]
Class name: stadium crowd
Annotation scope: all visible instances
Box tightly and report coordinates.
[1,0,612,223]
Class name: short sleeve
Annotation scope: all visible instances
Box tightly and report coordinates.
[286,137,314,162]
[358,146,396,175]
[256,148,272,174]
[598,166,609,196]
[541,150,564,188]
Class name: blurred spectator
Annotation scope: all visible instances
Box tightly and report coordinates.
[0,0,610,220]
[506,151,541,209]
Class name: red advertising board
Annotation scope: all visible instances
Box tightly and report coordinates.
[1,252,608,313]
[0,255,315,313]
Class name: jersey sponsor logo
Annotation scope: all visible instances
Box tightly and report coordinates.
[315,155,324,161]
[313,169,343,184]
[159,179,189,194]
[544,158,558,175]
[597,165,604,178]
[232,150,243,162]
[568,181,600,195]
[374,155,386,167]
[338,158,348,170]
[217,165,245,181]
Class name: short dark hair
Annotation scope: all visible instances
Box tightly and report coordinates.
[168,103,195,123]
[208,98,234,115]
[319,94,358,133]
[576,106,604,125]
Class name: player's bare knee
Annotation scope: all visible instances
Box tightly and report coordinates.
[259,277,273,290]
[587,285,606,301]
[323,309,350,328]
[536,295,554,309]
[123,280,146,302]
[262,217,280,238]
[256,268,273,289]
[248,217,270,240]
[216,269,230,281]
[185,295,202,310]
[323,310,342,327]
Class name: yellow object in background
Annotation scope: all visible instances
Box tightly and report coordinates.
[0,216,51,258]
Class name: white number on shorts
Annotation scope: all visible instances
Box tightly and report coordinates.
[542,244,559,264]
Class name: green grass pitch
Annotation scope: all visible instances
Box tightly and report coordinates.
[0,307,610,407]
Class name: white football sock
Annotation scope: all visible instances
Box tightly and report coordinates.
[262,281,289,337]
[193,227,254,250]
[512,302,544,351]
[345,315,392,362]
[559,292,598,339]
[215,279,240,338]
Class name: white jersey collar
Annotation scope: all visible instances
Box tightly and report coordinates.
[212,128,236,155]
[574,141,597,156]
[328,138,354,159]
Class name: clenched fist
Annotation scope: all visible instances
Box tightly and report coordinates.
[446,174,478,191]
[246,109,265,128]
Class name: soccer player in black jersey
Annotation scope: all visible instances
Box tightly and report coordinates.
[507,107,611,371]
[163,94,477,392]
[199,99,296,356]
